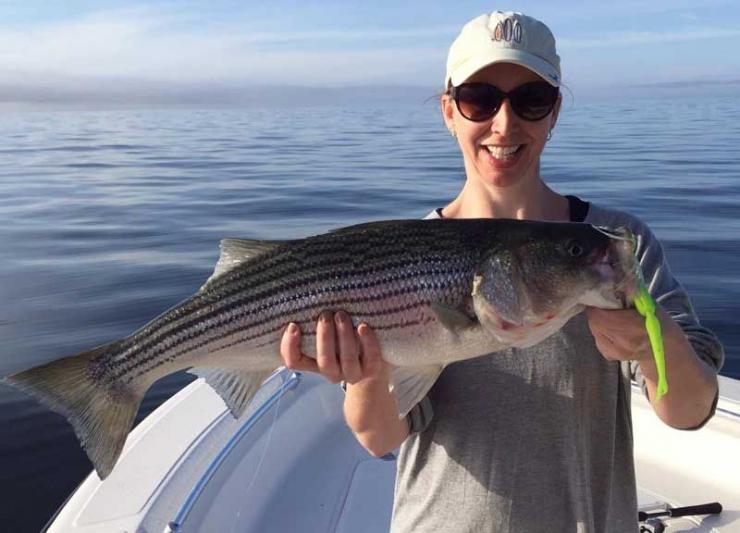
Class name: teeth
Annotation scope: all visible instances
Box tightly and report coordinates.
[486,145,521,159]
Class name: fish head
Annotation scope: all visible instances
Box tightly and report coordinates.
[472,222,640,345]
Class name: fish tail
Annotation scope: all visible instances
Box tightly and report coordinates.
[3,341,141,480]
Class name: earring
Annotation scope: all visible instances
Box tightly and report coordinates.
[449,127,457,138]
[547,130,553,141]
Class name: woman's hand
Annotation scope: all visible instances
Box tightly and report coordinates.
[585,305,718,429]
[584,307,653,362]
[280,310,388,385]
[280,311,408,455]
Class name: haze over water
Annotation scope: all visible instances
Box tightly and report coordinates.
[0,96,738,531]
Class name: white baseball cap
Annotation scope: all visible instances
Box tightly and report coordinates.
[445,11,561,88]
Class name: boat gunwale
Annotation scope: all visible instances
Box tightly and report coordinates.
[165,370,301,533]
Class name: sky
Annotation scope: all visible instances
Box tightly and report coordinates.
[0,0,739,106]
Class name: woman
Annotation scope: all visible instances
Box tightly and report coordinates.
[280,11,723,532]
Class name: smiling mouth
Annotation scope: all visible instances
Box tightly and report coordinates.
[485,144,524,160]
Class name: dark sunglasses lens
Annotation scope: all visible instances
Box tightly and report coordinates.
[510,83,558,120]
[455,84,503,121]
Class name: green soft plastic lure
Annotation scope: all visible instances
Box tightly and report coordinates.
[633,283,668,401]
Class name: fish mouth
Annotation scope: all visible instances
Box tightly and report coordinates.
[587,228,640,307]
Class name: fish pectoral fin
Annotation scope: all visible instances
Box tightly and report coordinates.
[390,364,444,418]
[189,367,275,418]
[2,340,142,480]
[430,303,476,332]
[200,238,286,290]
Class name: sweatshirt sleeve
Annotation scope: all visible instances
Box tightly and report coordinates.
[623,215,724,423]
[406,396,434,434]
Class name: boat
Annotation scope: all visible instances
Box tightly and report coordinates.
[44,368,740,532]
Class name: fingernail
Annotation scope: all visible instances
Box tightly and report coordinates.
[288,323,298,334]
[357,323,367,336]
[335,311,346,324]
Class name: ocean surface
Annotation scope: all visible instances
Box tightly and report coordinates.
[0,98,738,531]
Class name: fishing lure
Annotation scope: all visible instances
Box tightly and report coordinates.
[633,283,668,401]
[593,224,668,401]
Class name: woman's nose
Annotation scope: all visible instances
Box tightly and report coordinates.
[490,98,518,135]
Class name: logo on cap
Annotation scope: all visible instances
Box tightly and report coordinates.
[493,18,522,44]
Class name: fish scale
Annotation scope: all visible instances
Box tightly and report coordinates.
[129,243,442,353]
[4,217,639,479]
[110,226,480,382]
[133,258,466,382]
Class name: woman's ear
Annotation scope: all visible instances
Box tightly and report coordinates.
[441,93,456,133]
[550,93,562,131]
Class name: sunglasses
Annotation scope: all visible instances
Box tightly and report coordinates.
[449,81,559,122]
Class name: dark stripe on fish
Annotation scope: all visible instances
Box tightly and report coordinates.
[107,261,474,379]
[128,303,439,379]
[112,268,471,381]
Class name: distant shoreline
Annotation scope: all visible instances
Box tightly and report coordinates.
[1,78,739,111]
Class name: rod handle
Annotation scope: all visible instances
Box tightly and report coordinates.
[639,502,722,521]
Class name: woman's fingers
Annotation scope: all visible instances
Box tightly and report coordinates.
[357,323,385,377]
[335,311,362,383]
[280,323,318,372]
[280,313,384,384]
[316,311,342,383]
[585,307,652,362]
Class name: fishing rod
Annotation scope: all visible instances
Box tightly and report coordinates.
[639,502,722,533]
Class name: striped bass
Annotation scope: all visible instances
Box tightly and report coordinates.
[4,218,639,479]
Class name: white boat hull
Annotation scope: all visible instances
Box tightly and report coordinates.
[45,370,740,532]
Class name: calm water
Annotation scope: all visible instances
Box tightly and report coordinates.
[1,98,738,531]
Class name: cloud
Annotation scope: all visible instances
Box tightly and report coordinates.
[0,7,449,86]
[559,27,740,49]
[677,12,702,22]
[2,2,738,103]
[539,0,735,25]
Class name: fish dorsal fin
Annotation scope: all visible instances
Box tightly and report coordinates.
[215,238,282,274]
[201,238,283,290]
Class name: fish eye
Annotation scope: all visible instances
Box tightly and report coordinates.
[566,241,584,258]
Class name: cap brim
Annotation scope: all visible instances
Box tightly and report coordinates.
[448,48,560,87]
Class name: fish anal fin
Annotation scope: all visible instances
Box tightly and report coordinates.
[190,367,274,418]
[390,364,444,418]
[2,341,142,480]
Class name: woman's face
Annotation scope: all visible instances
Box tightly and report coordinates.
[442,62,561,189]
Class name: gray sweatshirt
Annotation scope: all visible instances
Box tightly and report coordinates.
[390,202,724,533]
